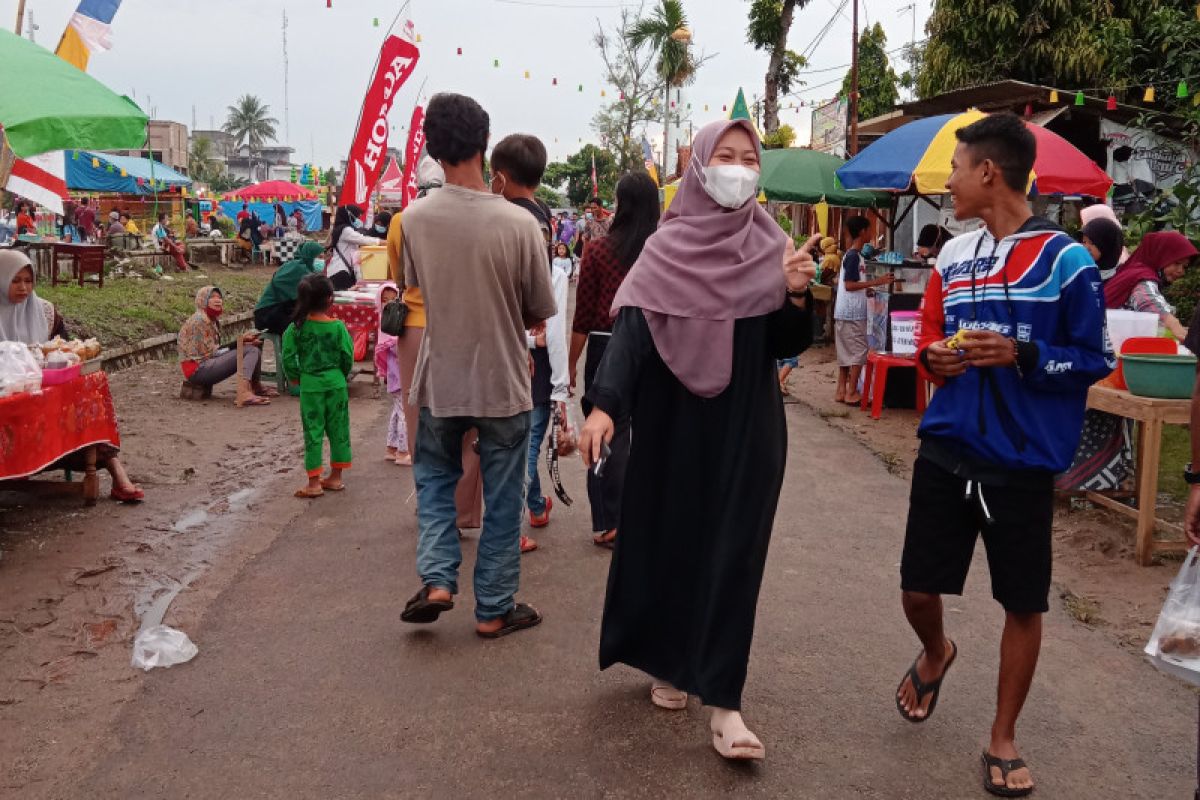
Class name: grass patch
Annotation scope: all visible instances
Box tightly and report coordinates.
[1158,424,1191,504]
[1060,589,1103,626]
[38,268,270,348]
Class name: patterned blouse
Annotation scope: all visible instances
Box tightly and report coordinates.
[572,236,630,335]
[1127,280,1174,318]
[177,311,221,363]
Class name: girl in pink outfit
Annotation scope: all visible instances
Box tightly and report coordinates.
[374,282,410,465]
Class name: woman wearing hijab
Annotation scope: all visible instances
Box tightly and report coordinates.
[368,210,392,240]
[568,171,661,549]
[327,204,375,290]
[178,286,275,406]
[1080,203,1130,268]
[1058,230,1198,492]
[578,119,817,760]
[1079,218,1125,283]
[0,250,144,501]
[254,241,325,335]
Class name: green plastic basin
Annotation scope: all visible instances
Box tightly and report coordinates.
[1121,353,1197,399]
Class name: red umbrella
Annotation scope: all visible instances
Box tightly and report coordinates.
[225,180,316,201]
[1026,124,1113,198]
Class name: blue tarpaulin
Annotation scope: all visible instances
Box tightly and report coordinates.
[66,150,191,194]
[219,200,323,233]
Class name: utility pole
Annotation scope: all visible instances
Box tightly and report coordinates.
[14,0,25,35]
[282,10,291,143]
[849,0,859,155]
[26,10,38,41]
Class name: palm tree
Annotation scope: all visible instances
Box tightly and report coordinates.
[223,95,279,181]
[628,0,697,176]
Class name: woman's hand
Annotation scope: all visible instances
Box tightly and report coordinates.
[579,408,615,468]
[784,235,819,295]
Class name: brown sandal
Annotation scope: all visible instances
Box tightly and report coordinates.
[294,486,324,498]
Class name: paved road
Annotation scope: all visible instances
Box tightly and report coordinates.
[62,402,1193,798]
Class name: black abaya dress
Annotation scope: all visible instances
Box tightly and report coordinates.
[587,299,813,711]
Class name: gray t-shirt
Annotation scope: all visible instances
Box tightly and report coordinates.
[403,183,557,418]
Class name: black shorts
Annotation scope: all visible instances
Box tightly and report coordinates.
[901,456,1054,614]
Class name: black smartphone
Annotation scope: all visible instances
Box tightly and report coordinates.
[593,441,613,477]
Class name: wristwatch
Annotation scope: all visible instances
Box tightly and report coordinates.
[786,287,810,299]
[1185,463,1200,485]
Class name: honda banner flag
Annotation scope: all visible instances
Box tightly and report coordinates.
[339,23,420,208]
[399,105,425,209]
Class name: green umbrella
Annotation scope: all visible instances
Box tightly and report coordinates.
[0,29,147,158]
[759,148,890,209]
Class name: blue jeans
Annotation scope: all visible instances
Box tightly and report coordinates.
[526,402,552,515]
[413,408,531,621]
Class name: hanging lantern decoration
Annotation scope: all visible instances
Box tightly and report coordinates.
[601,89,606,97]
[92,157,100,168]
[704,104,709,112]
[525,70,531,79]
[1178,80,1190,99]
[722,104,727,112]
[120,169,127,177]
[71,150,79,160]
[1022,103,1032,118]
[619,91,625,100]
[1194,93,1200,107]
[416,33,422,42]
[372,17,379,27]
[105,163,114,173]
[1074,91,1085,106]
[578,84,583,92]
[1144,86,1156,103]
[456,47,462,55]
[552,77,558,86]
[1049,89,1059,104]
[1106,93,1117,111]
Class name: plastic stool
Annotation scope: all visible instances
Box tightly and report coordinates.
[860,351,928,420]
[258,332,289,394]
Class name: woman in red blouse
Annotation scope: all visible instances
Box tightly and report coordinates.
[568,172,660,548]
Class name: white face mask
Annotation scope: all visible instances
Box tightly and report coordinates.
[699,164,760,209]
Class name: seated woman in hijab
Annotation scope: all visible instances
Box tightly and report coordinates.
[578,119,817,761]
[235,215,257,261]
[254,241,325,335]
[178,285,275,406]
[0,250,144,502]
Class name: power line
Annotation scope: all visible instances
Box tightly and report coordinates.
[493,0,640,7]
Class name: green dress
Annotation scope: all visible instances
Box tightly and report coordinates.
[282,317,354,474]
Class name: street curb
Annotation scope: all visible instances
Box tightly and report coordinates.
[99,310,257,372]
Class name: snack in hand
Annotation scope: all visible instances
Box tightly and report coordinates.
[945,330,966,351]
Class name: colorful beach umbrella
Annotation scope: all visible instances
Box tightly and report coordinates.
[836,110,1113,198]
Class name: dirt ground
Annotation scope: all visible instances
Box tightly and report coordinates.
[786,344,1186,655]
[0,359,386,792]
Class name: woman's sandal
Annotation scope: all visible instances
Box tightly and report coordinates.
[650,682,688,710]
[110,485,145,503]
[593,531,617,550]
[895,640,958,723]
[320,479,345,492]
[255,386,280,398]
[294,486,324,499]
[236,395,271,407]
[981,751,1034,797]
[710,716,766,760]
[394,454,412,466]
[476,602,542,639]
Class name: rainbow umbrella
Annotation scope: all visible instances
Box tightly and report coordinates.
[836,109,1113,198]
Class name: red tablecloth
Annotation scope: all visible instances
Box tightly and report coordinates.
[329,302,379,363]
[0,372,121,480]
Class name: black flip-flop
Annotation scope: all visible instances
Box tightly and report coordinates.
[400,586,454,624]
[895,640,958,723]
[981,751,1034,797]
[477,602,542,639]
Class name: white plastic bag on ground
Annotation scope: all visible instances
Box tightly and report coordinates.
[131,625,198,671]
[1145,547,1200,687]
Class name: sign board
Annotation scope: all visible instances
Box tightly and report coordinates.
[1100,120,1192,209]
[810,98,848,158]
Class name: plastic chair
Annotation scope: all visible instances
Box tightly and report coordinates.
[860,351,929,420]
[258,332,289,395]
[1115,337,1177,389]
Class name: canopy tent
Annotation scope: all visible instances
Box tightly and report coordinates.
[0,29,147,159]
[760,148,890,208]
[224,180,316,202]
[66,150,191,194]
[377,157,404,197]
[836,110,1113,198]
[219,200,323,232]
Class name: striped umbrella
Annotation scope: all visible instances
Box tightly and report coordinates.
[836,110,1113,198]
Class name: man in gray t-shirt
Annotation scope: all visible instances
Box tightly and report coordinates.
[400,93,557,639]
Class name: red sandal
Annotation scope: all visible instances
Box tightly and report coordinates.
[111,485,145,503]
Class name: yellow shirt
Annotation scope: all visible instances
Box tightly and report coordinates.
[386,211,426,328]
[124,220,141,234]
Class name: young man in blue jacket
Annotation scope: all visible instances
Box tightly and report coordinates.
[894,114,1111,797]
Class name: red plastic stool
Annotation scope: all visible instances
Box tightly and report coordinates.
[860,351,928,420]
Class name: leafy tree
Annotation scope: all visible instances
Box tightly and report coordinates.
[628,1,703,174]
[208,172,249,193]
[535,185,565,208]
[544,145,620,207]
[188,136,222,182]
[594,7,666,173]
[223,95,279,152]
[323,167,338,187]
[746,0,810,133]
[841,23,899,122]
[762,123,797,149]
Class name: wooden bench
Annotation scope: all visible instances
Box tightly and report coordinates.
[185,237,238,266]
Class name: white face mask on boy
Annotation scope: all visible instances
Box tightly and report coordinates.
[697,164,760,209]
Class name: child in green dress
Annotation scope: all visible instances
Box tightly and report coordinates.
[283,274,355,498]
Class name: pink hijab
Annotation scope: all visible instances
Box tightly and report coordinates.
[611,119,787,397]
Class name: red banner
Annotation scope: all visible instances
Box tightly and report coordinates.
[339,31,420,208]
[399,105,425,209]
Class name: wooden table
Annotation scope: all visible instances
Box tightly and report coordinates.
[1084,384,1191,565]
[184,237,238,265]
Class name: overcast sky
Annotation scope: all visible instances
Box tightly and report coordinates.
[2,0,932,168]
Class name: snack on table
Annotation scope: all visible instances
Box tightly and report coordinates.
[37,337,102,361]
[1159,632,1200,658]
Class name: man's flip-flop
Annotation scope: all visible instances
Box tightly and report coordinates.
[476,602,542,639]
[895,640,958,723]
[400,586,454,624]
[981,751,1034,797]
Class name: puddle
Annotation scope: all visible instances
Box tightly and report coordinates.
[173,508,209,532]
[227,488,257,511]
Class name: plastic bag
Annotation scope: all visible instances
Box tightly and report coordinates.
[1145,547,1200,686]
[555,403,579,457]
[131,624,198,671]
[0,341,42,397]
[349,326,369,362]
